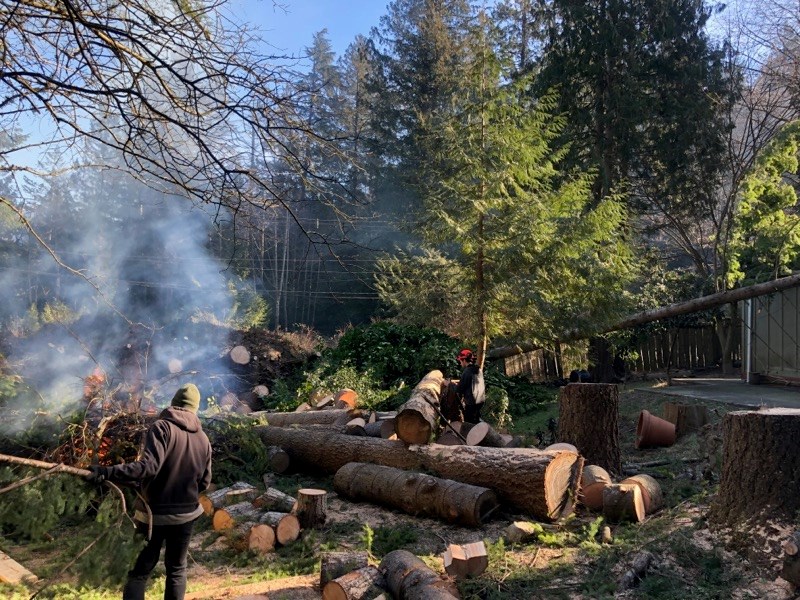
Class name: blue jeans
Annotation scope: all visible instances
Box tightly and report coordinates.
[123,519,196,600]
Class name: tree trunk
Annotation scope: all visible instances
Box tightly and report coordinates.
[333,462,498,527]
[662,403,710,437]
[443,541,488,580]
[256,425,582,521]
[257,409,357,427]
[296,488,327,529]
[322,565,384,600]
[253,487,297,513]
[320,551,370,588]
[395,371,445,444]
[380,549,459,600]
[259,511,301,545]
[710,408,800,525]
[557,383,621,474]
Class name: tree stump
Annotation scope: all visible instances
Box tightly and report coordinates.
[296,488,327,529]
[710,408,800,525]
[663,402,710,437]
[253,487,297,513]
[322,565,385,600]
[380,549,459,599]
[266,446,291,474]
[395,370,444,444]
[333,462,498,527]
[443,541,488,579]
[557,383,621,474]
[320,551,370,587]
[259,511,301,545]
[602,483,645,523]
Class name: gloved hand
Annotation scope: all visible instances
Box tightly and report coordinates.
[86,465,109,484]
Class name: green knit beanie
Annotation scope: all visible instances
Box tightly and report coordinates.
[171,383,201,413]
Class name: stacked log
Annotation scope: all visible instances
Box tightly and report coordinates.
[199,482,258,516]
[258,409,357,427]
[213,501,263,531]
[333,462,498,526]
[322,565,385,600]
[229,522,275,554]
[380,550,459,599]
[395,371,445,444]
[256,426,583,521]
[465,422,505,447]
[259,511,301,545]
[334,388,359,409]
[253,487,297,513]
[602,483,645,523]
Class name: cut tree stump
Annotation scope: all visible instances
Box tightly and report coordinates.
[443,541,488,579]
[710,408,800,525]
[465,422,504,447]
[557,383,621,474]
[380,549,459,600]
[259,409,356,427]
[229,522,275,554]
[256,425,583,521]
[395,370,445,444]
[212,501,264,531]
[0,550,38,584]
[266,446,291,474]
[200,482,258,516]
[333,462,498,527]
[259,511,301,545]
[253,487,297,513]
[320,551,370,587]
[296,488,327,529]
[781,531,800,587]
[322,565,385,600]
[602,483,645,523]
[663,402,710,437]
[579,465,612,511]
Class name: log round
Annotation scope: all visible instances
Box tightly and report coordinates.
[322,565,384,600]
[334,388,359,409]
[380,549,459,600]
[395,371,445,444]
[259,511,301,545]
[620,474,663,515]
[229,345,251,365]
[266,446,291,474]
[710,408,800,525]
[213,501,263,531]
[333,462,498,527]
[557,383,621,474]
[465,422,504,447]
[296,488,327,529]
[579,465,612,511]
[230,522,275,554]
[256,425,582,521]
[602,483,645,523]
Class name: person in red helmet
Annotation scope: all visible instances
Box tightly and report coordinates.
[455,349,485,424]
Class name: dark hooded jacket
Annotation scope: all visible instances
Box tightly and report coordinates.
[104,406,212,515]
[456,363,485,407]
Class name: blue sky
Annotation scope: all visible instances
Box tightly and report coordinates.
[232,0,390,58]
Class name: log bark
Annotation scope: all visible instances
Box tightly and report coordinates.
[259,511,301,545]
[257,409,356,427]
[465,422,504,447]
[602,483,645,523]
[363,422,384,437]
[320,551,370,588]
[200,482,258,516]
[212,501,264,531]
[253,487,297,513]
[557,383,621,474]
[333,462,498,527]
[662,403,710,437]
[322,565,384,600]
[229,522,275,554]
[443,541,488,580]
[256,426,582,521]
[710,408,800,525]
[266,446,291,474]
[380,549,459,600]
[296,488,327,529]
[395,370,445,444]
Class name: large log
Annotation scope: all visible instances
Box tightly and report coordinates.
[333,462,498,527]
[256,409,357,427]
[256,426,582,520]
[395,370,445,444]
[266,446,291,474]
[557,383,621,474]
[380,549,459,600]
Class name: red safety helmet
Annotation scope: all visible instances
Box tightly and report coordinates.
[457,349,474,361]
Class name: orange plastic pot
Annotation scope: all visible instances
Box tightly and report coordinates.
[635,410,676,449]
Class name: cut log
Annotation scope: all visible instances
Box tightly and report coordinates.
[200,482,258,516]
[465,422,504,447]
[443,541,488,579]
[259,409,356,427]
[620,474,663,515]
[618,551,655,591]
[253,384,270,399]
[316,394,336,409]
[500,434,524,448]
[0,550,38,584]
[333,462,498,527]
[504,521,545,544]
[229,345,251,366]
[436,431,465,446]
[295,402,312,412]
[256,425,582,521]
[710,408,800,525]
[296,488,327,529]
[334,388,359,410]
[220,392,240,411]
[229,522,275,554]
[545,442,578,453]
[259,511,301,545]
[266,446,291,474]
[320,551,370,587]
[213,501,264,531]
[253,487,297,513]
[322,565,385,600]
[379,419,396,439]
[781,531,800,587]
[345,418,367,436]
[380,549,459,600]
[602,483,645,523]
[579,465,612,511]
[364,421,384,437]
[395,370,445,444]
[558,383,621,474]
[663,402,710,437]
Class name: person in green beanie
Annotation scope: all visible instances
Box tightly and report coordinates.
[88,383,212,600]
